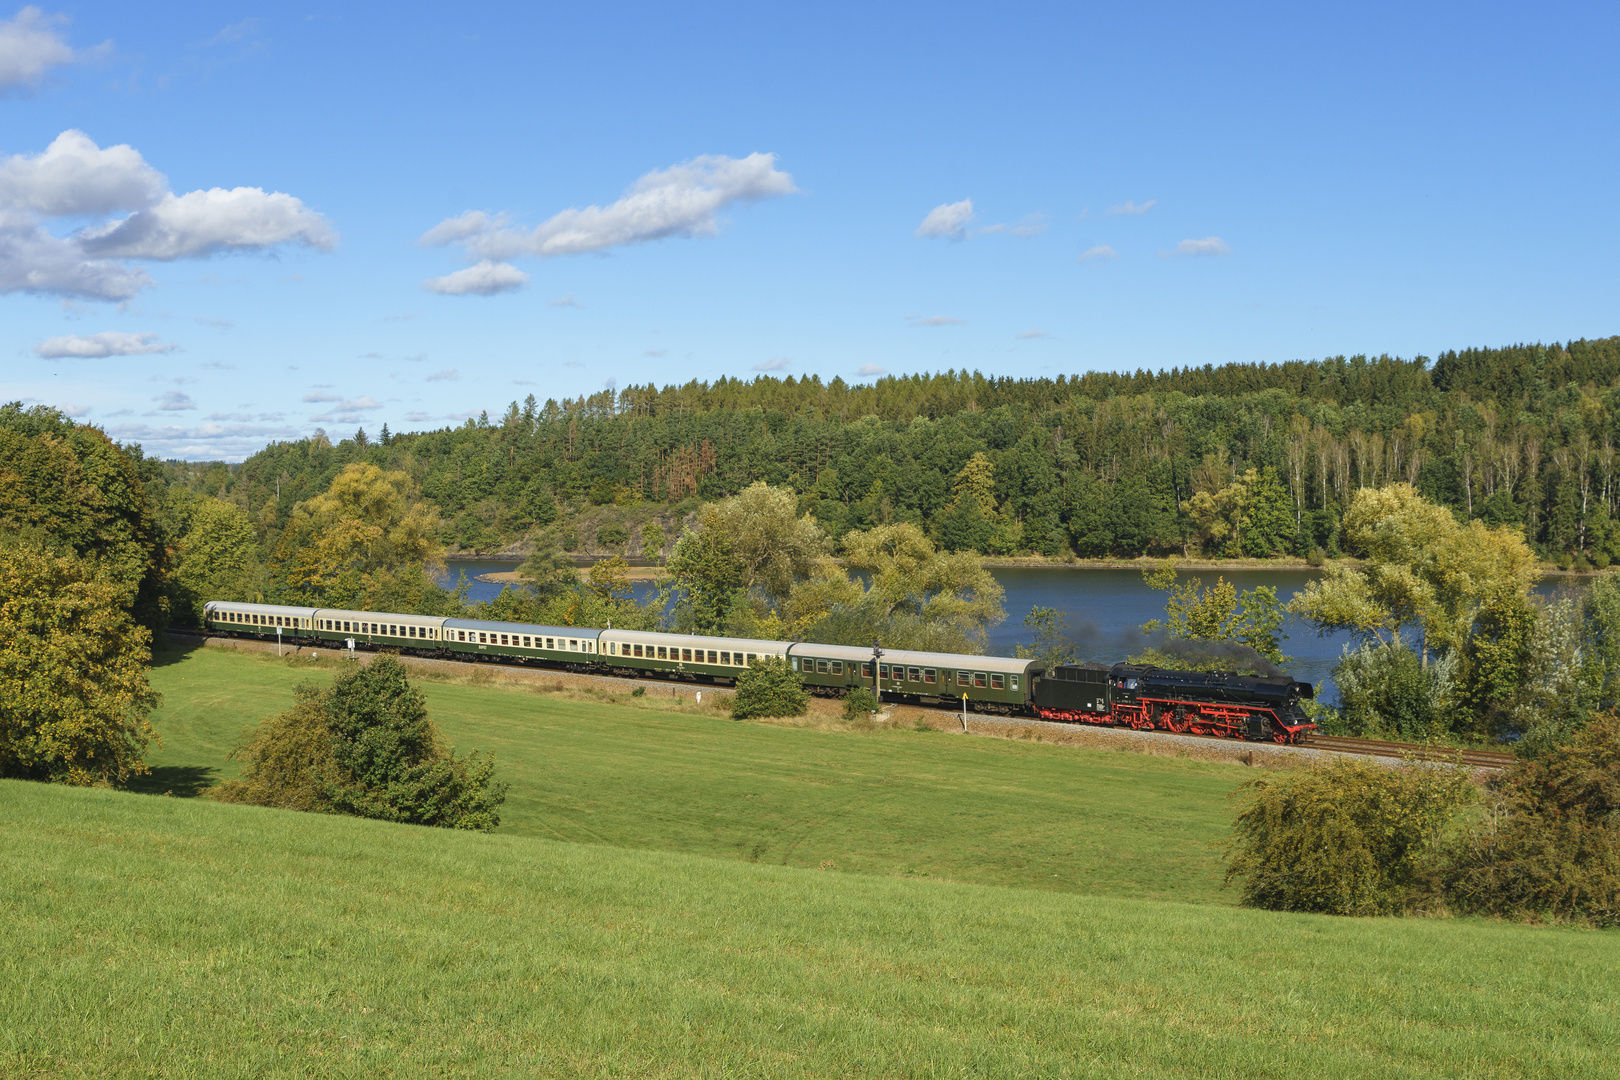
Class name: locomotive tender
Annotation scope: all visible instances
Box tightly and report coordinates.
[202,600,1315,744]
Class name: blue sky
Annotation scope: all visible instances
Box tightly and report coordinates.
[2,1,1618,460]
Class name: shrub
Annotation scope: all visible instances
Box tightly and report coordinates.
[1224,757,1474,916]
[1594,551,1612,570]
[1443,713,1620,926]
[1306,547,1327,568]
[1332,637,1453,740]
[213,655,507,830]
[1556,552,1574,570]
[731,655,809,720]
[1574,555,1593,573]
[842,686,878,720]
[598,523,629,550]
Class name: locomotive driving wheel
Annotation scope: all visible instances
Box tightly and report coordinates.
[1162,705,1190,734]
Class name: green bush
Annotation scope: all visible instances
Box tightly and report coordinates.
[1574,555,1594,573]
[1594,551,1612,570]
[213,655,507,830]
[1224,757,1473,916]
[1444,713,1620,926]
[731,655,809,720]
[842,686,878,720]
[1556,552,1574,570]
[598,523,630,549]
[1306,547,1327,568]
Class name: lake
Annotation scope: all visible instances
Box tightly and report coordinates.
[441,560,1579,703]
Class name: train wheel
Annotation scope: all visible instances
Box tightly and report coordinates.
[1163,714,1190,734]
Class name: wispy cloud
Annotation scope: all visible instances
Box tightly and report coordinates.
[205,18,260,47]
[644,349,667,358]
[548,292,582,308]
[155,390,195,411]
[979,213,1048,238]
[403,411,429,422]
[563,361,585,368]
[1173,236,1231,257]
[422,260,528,295]
[1016,329,1048,340]
[35,330,177,358]
[303,391,340,403]
[915,198,973,240]
[425,369,458,382]
[752,357,789,371]
[1106,200,1155,216]
[906,314,964,327]
[194,315,233,328]
[856,364,886,376]
[421,153,795,268]
[1078,244,1117,263]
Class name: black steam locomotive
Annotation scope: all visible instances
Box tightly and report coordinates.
[1032,662,1316,744]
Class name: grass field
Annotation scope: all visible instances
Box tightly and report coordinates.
[5,780,1617,1079]
[137,639,1247,904]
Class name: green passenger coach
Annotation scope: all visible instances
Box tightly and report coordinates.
[444,619,600,665]
[786,642,1043,711]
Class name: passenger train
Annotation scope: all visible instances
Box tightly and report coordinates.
[203,600,1317,744]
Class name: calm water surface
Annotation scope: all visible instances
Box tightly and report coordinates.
[442,560,1575,704]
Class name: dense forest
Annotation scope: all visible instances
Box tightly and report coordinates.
[166,337,1620,567]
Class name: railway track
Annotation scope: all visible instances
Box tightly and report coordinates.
[1307,735,1516,769]
[169,630,1521,769]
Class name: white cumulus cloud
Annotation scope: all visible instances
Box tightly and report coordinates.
[915,198,973,239]
[35,329,176,357]
[856,364,887,376]
[0,130,335,299]
[0,6,75,90]
[422,152,795,270]
[423,259,528,295]
[1174,236,1231,257]
[155,390,195,411]
[80,187,336,259]
[752,357,789,371]
[1078,244,1117,263]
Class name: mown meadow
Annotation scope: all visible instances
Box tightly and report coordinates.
[136,640,1242,903]
[4,640,1617,1078]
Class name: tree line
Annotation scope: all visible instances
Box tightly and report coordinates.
[162,337,1620,566]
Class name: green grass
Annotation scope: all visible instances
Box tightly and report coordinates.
[142,640,1245,904]
[4,780,1617,1079]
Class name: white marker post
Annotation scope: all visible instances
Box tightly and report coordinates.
[961,692,968,732]
[276,624,282,657]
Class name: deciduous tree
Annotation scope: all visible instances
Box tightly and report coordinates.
[0,541,160,786]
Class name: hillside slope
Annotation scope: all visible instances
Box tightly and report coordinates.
[4,781,1616,1079]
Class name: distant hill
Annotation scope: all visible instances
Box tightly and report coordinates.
[161,337,1620,562]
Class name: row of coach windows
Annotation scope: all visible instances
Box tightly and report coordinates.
[612,642,754,665]
[450,631,586,652]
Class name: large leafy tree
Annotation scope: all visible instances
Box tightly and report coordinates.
[272,463,445,609]
[0,403,167,630]
[0,541,160,786]
[167,495,263,624]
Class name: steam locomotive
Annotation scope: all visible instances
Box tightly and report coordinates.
[202,601,1316,745]
[1033,662,1316,743]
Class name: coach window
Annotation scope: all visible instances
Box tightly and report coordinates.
[924,669,936,684]
[569,639,577,651]
[957,671,970,687]
[828,660,841,675]
[815,659,828,674]
[748,653,757,665]
[991,674,1005,690]
[904,666,918,681]
[877,664,889,679]
[974,672,987,688]
[1010,675,1020,691]
[702,650,713,663]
